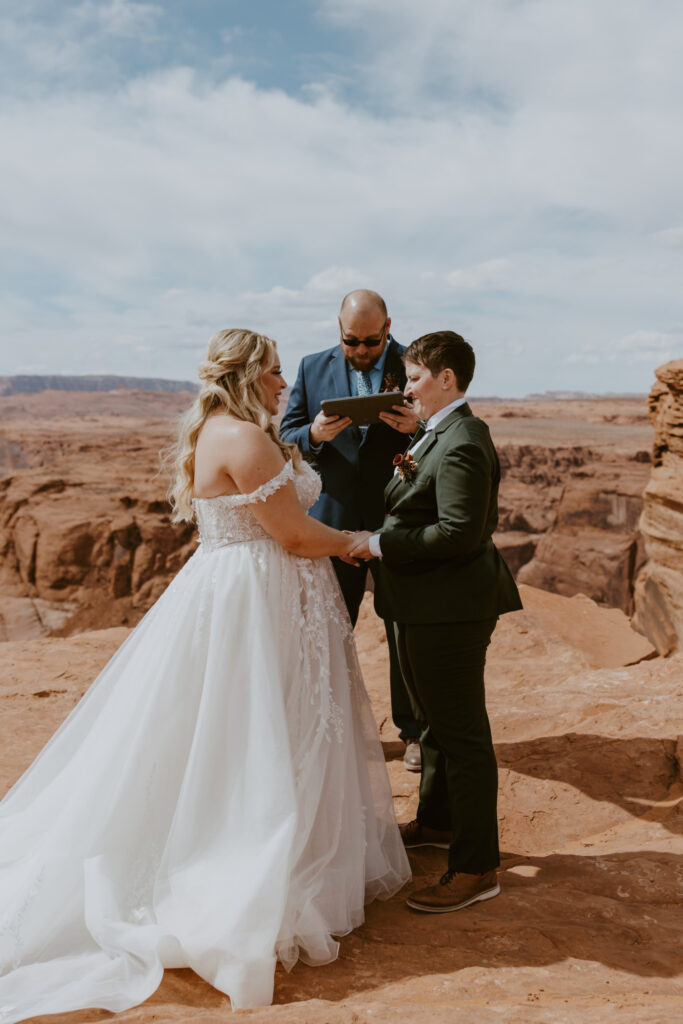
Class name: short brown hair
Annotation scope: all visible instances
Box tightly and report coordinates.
[404,331,475,392]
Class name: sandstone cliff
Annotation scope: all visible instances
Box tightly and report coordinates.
[515,460,649,613]
[633,359,683,654]
[482,401,652,612]
[0,393,654,641]
[0,409,195,641]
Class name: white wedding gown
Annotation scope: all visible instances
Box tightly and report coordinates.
[0,460,410,1021]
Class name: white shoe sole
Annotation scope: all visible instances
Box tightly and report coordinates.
[406,882,500,913]
[403,760,422,772]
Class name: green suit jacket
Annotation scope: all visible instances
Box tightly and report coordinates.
[374,403,523,624]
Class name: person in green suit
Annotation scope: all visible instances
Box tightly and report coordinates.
[348,330,522,913]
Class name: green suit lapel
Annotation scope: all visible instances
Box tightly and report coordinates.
[384,402,472,504]
[433,401,472,437]
[384,428,438,503]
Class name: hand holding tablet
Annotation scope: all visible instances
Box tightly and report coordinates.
[321,392,408,426]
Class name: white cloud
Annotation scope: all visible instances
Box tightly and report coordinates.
[0,1,163,90]
[446,260,511,291]
[564,348,602,366]
[305,267,364,293]
[607,328,683,364]
[652,227,683,249]
[0,1,682,396]
[82,0,161,36]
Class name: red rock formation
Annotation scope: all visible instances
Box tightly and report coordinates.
[634,359,683,653]
[478,399,653,607]
[516,465,650,613]
[0,406,196,641]
[0,392,655,639]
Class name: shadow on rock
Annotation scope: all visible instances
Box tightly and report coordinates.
[272,846,683,1007]
[496,732,681,833]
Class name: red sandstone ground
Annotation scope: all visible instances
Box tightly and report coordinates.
[1,390,680,1022]
[0,586,680,1024]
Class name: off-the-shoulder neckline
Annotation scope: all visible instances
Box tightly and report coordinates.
[192,460,298,505]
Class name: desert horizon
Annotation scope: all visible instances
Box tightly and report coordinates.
[0,371,651,402]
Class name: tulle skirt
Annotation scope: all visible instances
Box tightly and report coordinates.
[0,539,410,1020]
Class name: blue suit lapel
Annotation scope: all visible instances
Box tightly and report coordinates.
[381,338,406,387]
[329,346,352,398]
[327,345,361,448]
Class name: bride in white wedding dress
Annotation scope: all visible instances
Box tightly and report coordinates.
[0,329,410,1022]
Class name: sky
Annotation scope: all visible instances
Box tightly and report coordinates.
[0,0,682,396]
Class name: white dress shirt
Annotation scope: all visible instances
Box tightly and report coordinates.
[368,396,468,558]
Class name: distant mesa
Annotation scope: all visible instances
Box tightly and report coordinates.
[523,389,647,401]
[0,375,198,397]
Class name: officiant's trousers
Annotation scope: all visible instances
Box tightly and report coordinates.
[394,617,500,875]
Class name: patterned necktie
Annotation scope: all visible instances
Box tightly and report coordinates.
[355,371,373,438]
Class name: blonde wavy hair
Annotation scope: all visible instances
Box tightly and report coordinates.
[169,328,301,522]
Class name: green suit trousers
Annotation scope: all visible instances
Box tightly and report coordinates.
[394,617,499,874]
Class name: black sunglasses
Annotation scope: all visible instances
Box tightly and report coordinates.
[340,319,387,348]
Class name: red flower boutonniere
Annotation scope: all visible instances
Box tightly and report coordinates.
[381,372,402,393]
[393,452,419,483]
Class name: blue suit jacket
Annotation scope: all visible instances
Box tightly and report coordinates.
[280,338,409,531]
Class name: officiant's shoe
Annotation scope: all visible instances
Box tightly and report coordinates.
[403,741,421,772]
[406,869,500,913]
[399,819,451,850]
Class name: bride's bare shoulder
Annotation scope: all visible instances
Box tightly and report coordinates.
[199,415,285,482]
[199,414,271,449]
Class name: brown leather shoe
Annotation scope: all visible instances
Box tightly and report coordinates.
[406,869,500,913]
[399,819,451,850]
[403,741,422,772]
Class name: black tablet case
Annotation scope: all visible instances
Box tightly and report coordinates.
[321,392,406,426]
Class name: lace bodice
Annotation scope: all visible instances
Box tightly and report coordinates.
[193,460,321,550]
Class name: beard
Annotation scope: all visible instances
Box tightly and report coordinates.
[344,347,384,372]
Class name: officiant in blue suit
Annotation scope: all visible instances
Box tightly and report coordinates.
[280,290,422,769]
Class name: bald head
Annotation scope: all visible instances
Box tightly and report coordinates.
[339,289,387,320]
[338,289,391,371]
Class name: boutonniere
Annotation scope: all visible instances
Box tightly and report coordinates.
[381,372,402,393]
[393,452,419,483]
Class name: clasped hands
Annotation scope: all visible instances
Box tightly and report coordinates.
[340,530,376,566]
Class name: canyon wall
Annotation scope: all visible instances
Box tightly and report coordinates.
[0,395,196,641]
[480,401,652,614]
[633,359,683,654]
[0,392,653,641]
[513,456,649,613]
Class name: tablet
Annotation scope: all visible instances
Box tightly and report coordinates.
[321,392,406,426]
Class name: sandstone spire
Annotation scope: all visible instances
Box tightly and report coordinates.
[633,359,683,654]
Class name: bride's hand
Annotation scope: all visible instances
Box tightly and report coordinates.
[348,530,375,561]
[338,531,362,566]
